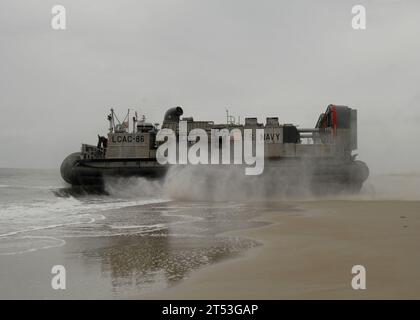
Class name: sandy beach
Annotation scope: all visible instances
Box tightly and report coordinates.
[144,200,420,299]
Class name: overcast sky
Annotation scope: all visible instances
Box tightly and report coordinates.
[0,0,419,174]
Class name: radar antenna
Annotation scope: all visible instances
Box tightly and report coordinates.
[226,108,239,125]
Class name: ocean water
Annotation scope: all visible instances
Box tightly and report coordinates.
[0,169,169,255]
[0,168,266,298]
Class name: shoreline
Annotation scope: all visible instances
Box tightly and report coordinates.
[142,200,420,299]
[0,200,266,299]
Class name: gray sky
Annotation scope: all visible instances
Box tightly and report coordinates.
[0,0,419,174]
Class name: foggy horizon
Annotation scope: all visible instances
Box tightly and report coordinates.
[1,0,419,175]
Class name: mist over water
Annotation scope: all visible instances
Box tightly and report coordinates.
[104,176,166,199]
[162,165,315,201]
[99,163,320,202]
[152,165,420,202]
[359,174,420,201]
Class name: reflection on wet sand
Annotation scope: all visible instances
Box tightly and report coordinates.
[73,201,269,295]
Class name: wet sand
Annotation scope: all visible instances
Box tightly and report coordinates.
[144,200,420,299]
